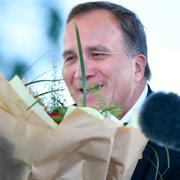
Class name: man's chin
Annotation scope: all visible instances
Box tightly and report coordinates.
[76,98,102,110]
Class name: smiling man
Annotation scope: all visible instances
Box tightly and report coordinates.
[62,6,148,116]
[62,1,180,179]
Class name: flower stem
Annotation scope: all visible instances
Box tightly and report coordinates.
[75,24,87,107]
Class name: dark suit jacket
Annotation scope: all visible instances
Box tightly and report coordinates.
[131,86,180,180]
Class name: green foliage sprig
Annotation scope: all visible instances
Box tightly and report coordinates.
[87,83,122,119]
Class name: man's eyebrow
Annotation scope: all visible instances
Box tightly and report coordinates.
[87,45,110,52]
[62,45,111,58]
[62,49,74,58]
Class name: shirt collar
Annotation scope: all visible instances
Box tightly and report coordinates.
[120,85,148,126]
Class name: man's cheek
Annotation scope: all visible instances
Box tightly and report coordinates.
[62,70,69,84]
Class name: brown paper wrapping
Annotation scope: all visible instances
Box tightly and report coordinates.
[0,75,147,180]
[0,75,49,128]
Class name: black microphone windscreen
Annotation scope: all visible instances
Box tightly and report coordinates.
[139,92,180,150]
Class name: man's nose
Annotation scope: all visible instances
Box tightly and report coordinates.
[74,56,95,79]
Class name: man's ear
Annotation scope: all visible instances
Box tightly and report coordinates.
[133,54,147,82]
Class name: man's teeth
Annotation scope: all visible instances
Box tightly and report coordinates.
[87,83,103,92]
[79,83,103,93]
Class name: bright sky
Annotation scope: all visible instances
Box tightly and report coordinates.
[64,0,180,95]
[0,0,179,95]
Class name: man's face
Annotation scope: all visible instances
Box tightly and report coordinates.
[62,10,144,110]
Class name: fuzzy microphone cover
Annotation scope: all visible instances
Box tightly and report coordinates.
[139,92,180,150]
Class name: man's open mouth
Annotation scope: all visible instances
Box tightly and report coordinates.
[79,82,104,94]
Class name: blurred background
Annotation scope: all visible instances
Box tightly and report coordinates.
[0,0,179,103]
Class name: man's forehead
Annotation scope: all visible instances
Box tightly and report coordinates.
[63,9,125,55]
[64,16,122,42]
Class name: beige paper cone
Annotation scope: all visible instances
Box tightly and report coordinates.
[0,75,50,128]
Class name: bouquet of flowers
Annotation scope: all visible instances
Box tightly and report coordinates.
[0,25,148,180]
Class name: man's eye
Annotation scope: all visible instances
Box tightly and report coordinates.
[92,52,108,60]
[64,55,77,63]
